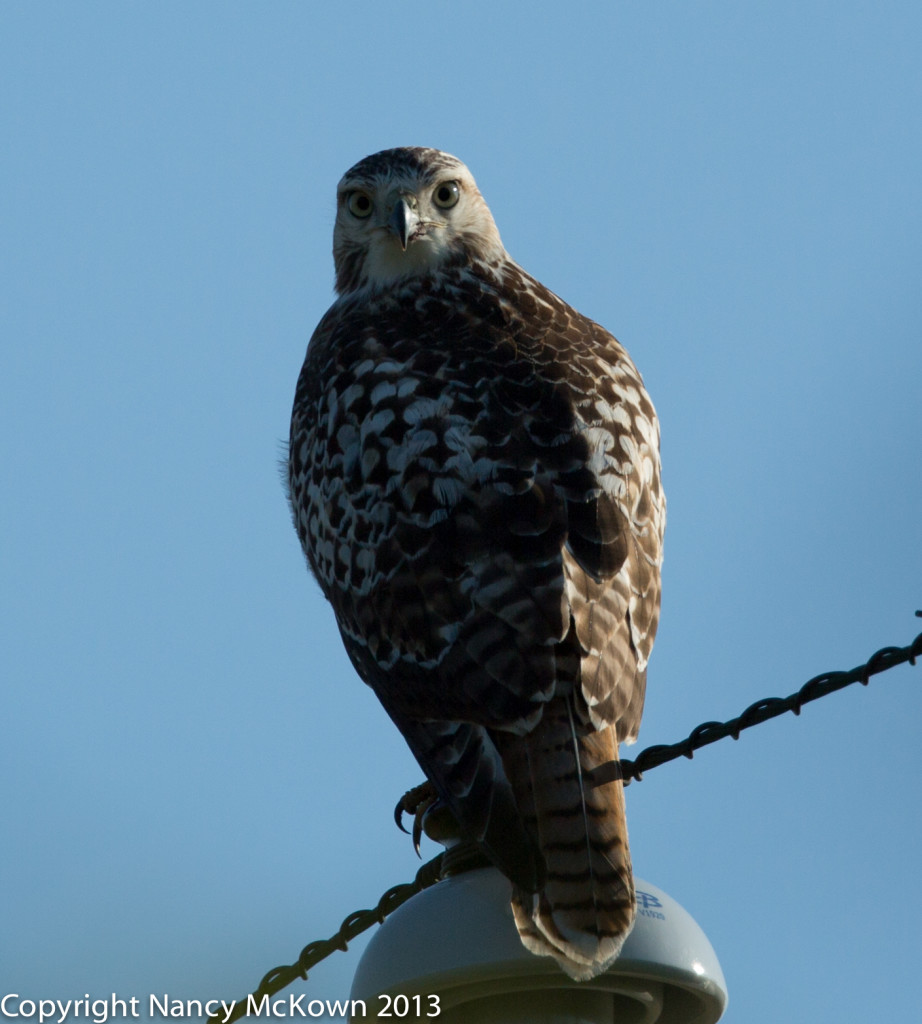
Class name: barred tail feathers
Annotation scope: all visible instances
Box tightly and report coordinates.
[497,696,635,981]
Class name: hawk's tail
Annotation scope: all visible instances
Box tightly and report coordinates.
[496,694,635,981]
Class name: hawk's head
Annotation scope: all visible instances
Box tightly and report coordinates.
[332,147,506,295]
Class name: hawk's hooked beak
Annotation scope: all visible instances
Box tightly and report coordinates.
[388,196,419,252]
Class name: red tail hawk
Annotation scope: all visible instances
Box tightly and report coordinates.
[288,147,665,980]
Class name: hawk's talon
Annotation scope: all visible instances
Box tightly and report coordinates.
[395,781,438,854]
[394,801,410,835]
[412,812,424,858]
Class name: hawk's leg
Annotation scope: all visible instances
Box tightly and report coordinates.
[394,781,461,855]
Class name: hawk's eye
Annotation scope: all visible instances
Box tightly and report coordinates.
[346,191,374,218]
[432,181,460,209]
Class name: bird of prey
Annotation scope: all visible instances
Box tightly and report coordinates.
[287,147,664,981]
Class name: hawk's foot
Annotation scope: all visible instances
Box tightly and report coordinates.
[394,781,461,855]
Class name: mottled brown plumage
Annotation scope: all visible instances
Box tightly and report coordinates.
[288,147,664,979]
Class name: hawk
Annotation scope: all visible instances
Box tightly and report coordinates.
[288,147,664,981]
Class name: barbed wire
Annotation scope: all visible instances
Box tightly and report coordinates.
[210,615,921,1022]
[213,854,446,1024]
[610,610,922,785]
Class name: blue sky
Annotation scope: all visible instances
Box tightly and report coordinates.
[2,3,920,1022]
